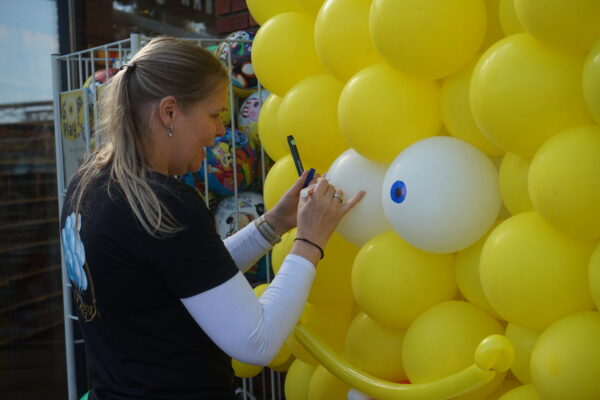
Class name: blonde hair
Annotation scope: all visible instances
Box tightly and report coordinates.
[72,36,228,237]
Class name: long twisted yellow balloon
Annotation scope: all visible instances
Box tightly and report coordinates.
[294,325,513,400]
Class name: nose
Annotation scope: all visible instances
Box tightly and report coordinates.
[216,119,226,137]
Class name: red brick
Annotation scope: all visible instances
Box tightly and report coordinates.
[231,0,247,12]
[215,0,231,15]
[216,12,250,34]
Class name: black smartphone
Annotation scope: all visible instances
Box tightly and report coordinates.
[286,135,315,188]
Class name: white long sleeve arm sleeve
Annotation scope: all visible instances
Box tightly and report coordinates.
[223,221,272,272]
[180,254,315,366]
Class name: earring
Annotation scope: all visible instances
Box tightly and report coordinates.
[167,124,173,137]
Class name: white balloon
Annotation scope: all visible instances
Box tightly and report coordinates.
[347,388,372,400]
[327,149,391,246]
[382,136,501,253]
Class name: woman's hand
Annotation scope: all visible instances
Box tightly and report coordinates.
[263,170,319,236]
[295,177,365,251]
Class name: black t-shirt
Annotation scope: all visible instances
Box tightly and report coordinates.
[60,169,239,400]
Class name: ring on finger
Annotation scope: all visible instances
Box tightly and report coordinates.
[332,192,343,203]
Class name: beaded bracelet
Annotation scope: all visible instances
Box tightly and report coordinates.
[294,238,325,259]
[254,214,281,245]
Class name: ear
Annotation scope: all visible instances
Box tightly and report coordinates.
[157,96,178,127]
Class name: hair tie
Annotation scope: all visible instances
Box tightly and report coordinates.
[119,62,136,72]
[294,238,325,259]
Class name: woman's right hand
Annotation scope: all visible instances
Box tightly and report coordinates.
[292,177,365,264]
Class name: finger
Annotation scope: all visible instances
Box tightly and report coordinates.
[311,177,331,198]
[340,190,366,214]
[288,170,309,194]
[333,189,344,205]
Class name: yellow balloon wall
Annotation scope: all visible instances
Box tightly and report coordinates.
[248,1,600,399]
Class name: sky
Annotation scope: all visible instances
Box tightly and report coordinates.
[0,0,59,105]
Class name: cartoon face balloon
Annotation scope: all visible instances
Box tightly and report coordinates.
[217,30,258,97]
[381,136,501,253]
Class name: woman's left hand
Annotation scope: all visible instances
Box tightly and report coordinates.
[263,170,319,236]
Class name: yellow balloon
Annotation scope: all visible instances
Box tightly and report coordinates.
[272,228,296,274]
[514,0,600,55]
[345,312,407,382]
[498,384,540,400]
[498,0,524,36]
[338,63,441,164]
[481,0,505,51]
[232,358,262,378]
[590,242,600,311]
[308,365,351,400]
[285,359,317,400]
[529,125,600,239]
[470,33,593,157]
[252,12,326,97]
[287,328,318,366]
[263,154,298,210]
[352,231,457,330]
[308,232,359,308]
[441,59,504,157]
[583,38,600,125]
[486,379,522,400]
[300,303,353,354]
[369,0,487,79]
[530,311,600,400]
[455,222,504,320]
[480,212,596,332]
[279,74,349,172]
[314,0,382,82]
[247,0,300,25]
[498,152,534,216]
[294,0,325,15]
[504,323,539,384]
[258,94,287,161]
[295,324,514,400]
[402,301,504,384]
[268,342,294,371]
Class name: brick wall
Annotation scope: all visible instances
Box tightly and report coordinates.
[215,0,259,35]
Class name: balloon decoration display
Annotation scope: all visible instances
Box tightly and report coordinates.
[528,124,600,240]
[583,39,600,125]
[455,221,503,320]
[257,94,287,161]
[470,33,593,158]
[504,323,539,384]
[197,128,256,196]
[263,154,297,210]
[369,0,487,79]
[252,12,326,97]
[498,0,524,36]
[530,311,600,400]
[441,59,504,157]
[382,136,501,253]
[314,0,382,82]
[345,312,407,382]
[216,30,258,98]
[245,1,598,397]
[480,212,595,332]
[352,231,457,329]
[278,73,349,172]
[326,149,391,247]
[513,0,600,55]
[498,153,533,216]
[247,0,299,25]
[338,63,441,164]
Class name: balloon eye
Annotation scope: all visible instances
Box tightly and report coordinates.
[390,180,407,204]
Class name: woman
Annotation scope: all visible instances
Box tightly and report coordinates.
[61,36,363,400]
